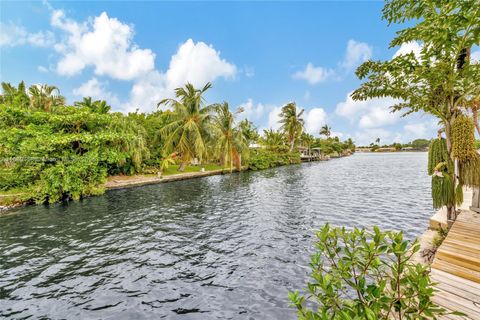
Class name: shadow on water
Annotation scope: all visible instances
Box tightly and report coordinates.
[0,153,433,319]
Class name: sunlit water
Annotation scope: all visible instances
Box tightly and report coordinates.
[0,153,433,319]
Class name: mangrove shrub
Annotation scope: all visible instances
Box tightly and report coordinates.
[289,225,451,319]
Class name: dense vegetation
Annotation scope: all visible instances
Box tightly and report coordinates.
[360,139,432,152]
[0,81,354,205]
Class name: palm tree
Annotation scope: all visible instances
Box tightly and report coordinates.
[212,102,248,172]
[157,82,215,172]
[29,84,65,112]
[300,132,315,151]
[375,137,380,145]
[262,129,286,151]
[76,98,111,114]
[238,119,260,146]
[0,81,30,108]
[279,102,304,152]
[319,125,331,138]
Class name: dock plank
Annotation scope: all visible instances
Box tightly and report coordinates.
[431,210,480,320]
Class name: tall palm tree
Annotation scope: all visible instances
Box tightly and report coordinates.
[157,82,215,172]
[212,102,248,172]
[279,102,304,152]
[0,81,30,108]
[29,84,65,112]
[319,125,331,138]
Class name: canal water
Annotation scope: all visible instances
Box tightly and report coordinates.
[0,153,433,319]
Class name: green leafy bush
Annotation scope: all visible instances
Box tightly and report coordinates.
[289,224,454,319]
[247,149,300,170]
[0,104,149,202]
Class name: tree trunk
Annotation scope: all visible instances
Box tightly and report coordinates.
[178,161,188,172]
[445,119,456,222]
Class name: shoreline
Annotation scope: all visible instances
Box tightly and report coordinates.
[0,155,347,214]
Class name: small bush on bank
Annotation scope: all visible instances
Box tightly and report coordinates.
[247,149,301,170]
[289,224,458,319]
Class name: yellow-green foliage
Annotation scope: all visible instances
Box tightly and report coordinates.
[452,115,477,162]
[452,114,480,187]
[428,138,455,209]
[428,138,451,175]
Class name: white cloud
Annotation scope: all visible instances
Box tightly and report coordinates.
[73,77,119,105]
[164,39,236,88]
[358,105,399,129]
[51,10,155,80]
[267,106,282,130]
[37,66,49,73]
[237,99,264,120]
[292,63,333,84]
[393,41,422,59]
[304,108,327,135]
[336,91,400,129]
[341,39,372,70]
[125,39,237,112]
[0,22,55,47]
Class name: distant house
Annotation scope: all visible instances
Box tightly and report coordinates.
[249,143,263,149]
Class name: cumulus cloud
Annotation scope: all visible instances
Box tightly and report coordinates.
[393,41,422,59]
[292,39,371,84]
[341,39,372,70]
[237,99,265,120]
[304,108,327,134]
[358,105,399,129]
[125,39,237,112]
[336,91,400,128]
[163,39,236,88]
[51,10,155,80]
[73,77,120,106]
[292,63,334,84]
[0,22,55,47]
[267,106,283,130]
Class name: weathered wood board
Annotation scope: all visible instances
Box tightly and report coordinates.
[431,210,480,319]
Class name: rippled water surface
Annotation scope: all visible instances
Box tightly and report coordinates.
[0,153,434,319]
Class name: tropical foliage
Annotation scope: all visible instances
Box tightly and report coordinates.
[352,0,480,219]
[0,81,355,205]
[279,102,304,152]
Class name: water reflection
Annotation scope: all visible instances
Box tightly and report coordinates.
[0,153,433,319]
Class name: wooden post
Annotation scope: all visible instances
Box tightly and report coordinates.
[471,187,480,213]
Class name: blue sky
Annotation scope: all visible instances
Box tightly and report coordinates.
[0,0,456,145]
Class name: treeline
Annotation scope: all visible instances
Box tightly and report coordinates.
[0,81,354,204]
[358,138,433,152]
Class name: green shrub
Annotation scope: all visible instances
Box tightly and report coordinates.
[0,104,148,202]
[289,224,456,319]
[247,149,300,170]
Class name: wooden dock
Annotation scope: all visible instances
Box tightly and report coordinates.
[430,209,480,319]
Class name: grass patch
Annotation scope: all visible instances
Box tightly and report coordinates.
[162,164,224,176]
